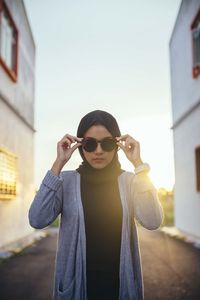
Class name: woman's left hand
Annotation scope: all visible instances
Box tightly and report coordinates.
[116,134,143,167]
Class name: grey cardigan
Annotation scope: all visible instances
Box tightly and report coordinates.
[29,170,163,300]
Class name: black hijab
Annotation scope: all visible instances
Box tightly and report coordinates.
[77,112,124,298]
[76,110,124,183]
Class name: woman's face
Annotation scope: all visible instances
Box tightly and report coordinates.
[82,125,116,169]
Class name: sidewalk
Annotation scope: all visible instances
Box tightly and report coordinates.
[0,227,200,300]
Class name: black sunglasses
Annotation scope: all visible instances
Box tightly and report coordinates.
[82,137,117,152]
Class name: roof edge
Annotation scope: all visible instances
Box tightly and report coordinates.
[21,0,36,49]
[169,0,183,47]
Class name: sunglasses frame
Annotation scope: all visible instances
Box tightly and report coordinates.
[81,137,117,152]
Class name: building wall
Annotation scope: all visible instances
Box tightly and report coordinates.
[170,0,200,125]
[0,100,35,246]
[173,105,200,237]
[0,0,36,248]
[0,0,35,128]
[170,0,200,238]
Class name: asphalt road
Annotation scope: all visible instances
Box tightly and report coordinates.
[0,227,200,300]
[140,227,200,300]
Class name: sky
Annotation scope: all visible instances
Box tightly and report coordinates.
[24,0,182,190]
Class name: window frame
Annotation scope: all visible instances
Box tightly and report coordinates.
[191,8,200,79]
[195,145,200,193]
[0,0,18,82]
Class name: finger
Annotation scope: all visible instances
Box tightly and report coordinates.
[61,134,82,144]
[117,141,133,152]
[62,137,73,146]
[117,142,126,152]
[67,135,83,143]
[116,134,129,141]
[116,137,133,149]
[116,135,138,144]
[70,142,82,153]
[116,136,127,148]
[125,137,138,150]
[60,135,75,146]
[117,138,138,152]
[60,136,82,148]
[75,137,83,143]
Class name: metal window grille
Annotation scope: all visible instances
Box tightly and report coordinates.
[0,148,17,199]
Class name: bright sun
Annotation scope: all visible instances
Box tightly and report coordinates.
[118,116,175,191]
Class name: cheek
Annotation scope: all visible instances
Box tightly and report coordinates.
[82,149,116,163]
[82,150,91,161]
[107,150,116,161]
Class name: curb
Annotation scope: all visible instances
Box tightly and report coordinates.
[161,226,200,249]
[0,228,55,263]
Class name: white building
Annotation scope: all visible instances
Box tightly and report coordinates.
[0,0,36,251]
[170,0,200,238]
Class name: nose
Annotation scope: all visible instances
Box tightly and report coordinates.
[95,142,103,153]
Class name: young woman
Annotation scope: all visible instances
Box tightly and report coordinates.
[29,110,163,300]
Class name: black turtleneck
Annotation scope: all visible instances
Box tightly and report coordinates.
[77,156,124,300]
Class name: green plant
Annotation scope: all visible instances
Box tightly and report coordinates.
[158,188,174,226]
[50,215,60,227]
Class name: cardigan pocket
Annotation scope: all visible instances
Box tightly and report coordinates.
[57,278,75,300]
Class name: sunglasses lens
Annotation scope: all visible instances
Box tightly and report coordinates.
[82,138,97,152]
[82,138,116,152]
[101,138,116,151]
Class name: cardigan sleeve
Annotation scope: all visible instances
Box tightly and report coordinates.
[131,172,164,230]
[28,170,63,229]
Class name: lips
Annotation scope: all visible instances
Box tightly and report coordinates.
[93,158,105,162]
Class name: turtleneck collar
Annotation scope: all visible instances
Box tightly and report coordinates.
[76,154,124,184]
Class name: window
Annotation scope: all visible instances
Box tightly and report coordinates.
[195,146,200,192]
[0,0,18,82]
[0,148,17,199]
[191,9,200,78]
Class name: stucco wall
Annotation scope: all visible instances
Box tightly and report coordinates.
[0,0,35,128]
[0,0,36,248]
[173,105,200,237]
[169,0,200,124]
[170,0,200,238]
[0,100,35,247]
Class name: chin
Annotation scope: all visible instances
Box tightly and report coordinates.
[92,165,106,170]
[90,162,108,169]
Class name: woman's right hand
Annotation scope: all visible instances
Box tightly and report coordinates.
[51,134,82,175]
